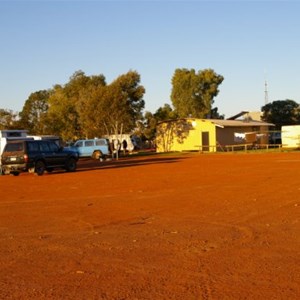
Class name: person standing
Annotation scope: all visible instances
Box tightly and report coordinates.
[122,139,127,155]
[109,140,115,159]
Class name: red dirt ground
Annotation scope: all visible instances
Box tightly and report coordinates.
[1,152,300,300]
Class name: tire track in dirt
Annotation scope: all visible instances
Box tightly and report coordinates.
[175,221,255,299]
[199,264,214,300]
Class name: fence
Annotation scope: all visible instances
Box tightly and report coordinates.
[196,143,282,153]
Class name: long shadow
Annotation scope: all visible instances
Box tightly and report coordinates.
[14,155,189,176]
[76,155,188,173]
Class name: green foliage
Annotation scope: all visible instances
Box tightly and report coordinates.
[0,109,18,129]
[5,67,225,142]
[103,71,145,135]
[171,68,224,118]
[46,84,80,140]
[210,107,225,119]
[140,104,178,141]
[261,99,300,130]
[45,70,145,141]
[18,90,50,134]
[154,103,178,121]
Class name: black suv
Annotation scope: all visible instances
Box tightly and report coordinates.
[1,140,79,176]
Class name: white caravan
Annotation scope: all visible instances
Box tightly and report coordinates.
[0,130,29,156]
[281,125,300,149]
[104,134,141,152]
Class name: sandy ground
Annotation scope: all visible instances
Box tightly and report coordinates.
[0,152,300,300]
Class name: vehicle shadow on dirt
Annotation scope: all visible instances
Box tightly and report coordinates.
[76,155,188,172]
[5,155,188,176]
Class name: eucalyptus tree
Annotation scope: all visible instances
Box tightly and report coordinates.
[31,70,145,141]
[171,68,224,118]
[0,109,18,129]
[140,104,178,141]
[105,70,145,135]
[18,90,50,134]
[75,74,107,138]
[261,99,300,130]
[46,71,106,140]
[45,84,77,140]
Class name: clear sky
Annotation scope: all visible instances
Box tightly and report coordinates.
[0,0,299,118]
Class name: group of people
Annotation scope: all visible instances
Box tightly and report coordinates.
[109,139,128,158]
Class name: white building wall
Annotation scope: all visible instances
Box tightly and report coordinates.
[282,125,300,149]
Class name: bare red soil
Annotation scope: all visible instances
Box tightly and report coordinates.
[1,152,300,299]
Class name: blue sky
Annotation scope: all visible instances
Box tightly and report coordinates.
[0,0,299,118]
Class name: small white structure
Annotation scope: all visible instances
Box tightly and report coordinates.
[103,134,141,152]
[281,125,300,149]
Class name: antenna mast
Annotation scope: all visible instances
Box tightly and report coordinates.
[264,71,269,105]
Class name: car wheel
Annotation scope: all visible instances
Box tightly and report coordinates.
[65,158,77,172]
[35,161,45,176]
[92,150,102,160]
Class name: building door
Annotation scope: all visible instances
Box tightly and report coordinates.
[202,132,209,151]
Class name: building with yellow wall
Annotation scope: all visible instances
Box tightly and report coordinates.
[156,116,274,153]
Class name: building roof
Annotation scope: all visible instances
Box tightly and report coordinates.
[158,116,274,128]
[209,119,274,128]
[227,111,263,121]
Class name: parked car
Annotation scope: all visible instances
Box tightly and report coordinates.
[1,140,79,176]
[67,138,111,160]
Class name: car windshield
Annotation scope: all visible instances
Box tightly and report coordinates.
[5,142,24,152]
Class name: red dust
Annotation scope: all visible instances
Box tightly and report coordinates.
[1,152,300,299]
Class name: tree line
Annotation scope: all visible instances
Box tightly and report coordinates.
[0,68,299,142]
[0,68,223,142]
